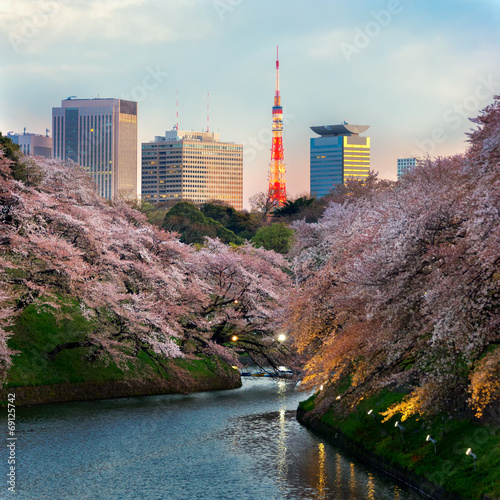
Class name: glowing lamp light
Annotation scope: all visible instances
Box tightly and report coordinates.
[234,299,239,304]
[278,334,286,342]
[231,335,238,342]
[426,435,437,453]
[367,409,373,415]
[336,395,341,400]
[319,385,324,391]
[466,448,477,469]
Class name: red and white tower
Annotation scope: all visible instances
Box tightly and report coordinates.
[268,46,286,207]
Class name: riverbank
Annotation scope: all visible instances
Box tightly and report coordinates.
[0,358,242,406]
[1,301,241,406]
[297,391,500,500]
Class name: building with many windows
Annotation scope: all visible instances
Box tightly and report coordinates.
[52,98,138,200]
[310,123,370,198]
[7,130,52,158]
[141,128,243,210]
[397,156,424,179]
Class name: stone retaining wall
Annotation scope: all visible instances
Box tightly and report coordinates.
[1,372,242,406]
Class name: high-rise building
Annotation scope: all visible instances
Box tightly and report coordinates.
[141,128,243,210]
[7,130,52,158]
[268,46,286,207]
[52,98,138,200]
[397,156,424,179]
[310,123,370,198]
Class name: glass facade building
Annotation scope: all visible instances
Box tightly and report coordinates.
[310,123,370,198]
[141,128,243,210]
[52,98,138,200]
[397,157,424,179]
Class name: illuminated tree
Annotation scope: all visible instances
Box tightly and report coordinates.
[284,97,500,419]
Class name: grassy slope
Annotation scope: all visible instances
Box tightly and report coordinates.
[4,299,234,391]
[299,390,500,500]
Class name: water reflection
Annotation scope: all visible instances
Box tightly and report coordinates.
[367,472,376,500]
[224,406,414,499]
[2,378,416,499]
[276,408,288,493]
[316,442,326,499]
[349,462,356,497]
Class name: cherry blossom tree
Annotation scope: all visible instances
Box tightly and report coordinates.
[284,97,500,419]
[0,150,296,383]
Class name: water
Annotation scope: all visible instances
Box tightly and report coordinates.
[0,378,420,499]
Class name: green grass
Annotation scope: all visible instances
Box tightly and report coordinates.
[300,389,500,500]
[4,298,233,390]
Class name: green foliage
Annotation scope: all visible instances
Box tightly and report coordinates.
[201,202,260,240]
[301,388,500,500]
[0,132,20,163]
[273,196,316,217]
[0,133,44,186]
[162,201,244,245]
[132,199,169,226]
[251,222,294,254]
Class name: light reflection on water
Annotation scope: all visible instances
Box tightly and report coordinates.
[316,442,326,500]
[0,378,420,499]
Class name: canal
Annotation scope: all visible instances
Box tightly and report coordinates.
[2,378,421,499]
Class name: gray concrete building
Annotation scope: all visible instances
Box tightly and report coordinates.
[7,130,52,158]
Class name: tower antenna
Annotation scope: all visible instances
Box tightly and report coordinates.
[207,92,210,133]
[268,45,286,208]
[176,89,179,131]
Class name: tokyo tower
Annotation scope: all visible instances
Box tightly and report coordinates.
[268,46,286,207]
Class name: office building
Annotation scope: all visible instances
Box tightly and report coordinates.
[7,130,52,158]
[52,98,138,200]
[397,156,424,179]
[141,128,243,210]
[310,123,370,198]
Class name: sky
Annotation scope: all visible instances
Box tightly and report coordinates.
[1,0,499,208]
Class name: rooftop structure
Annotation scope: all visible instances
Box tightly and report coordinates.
[310,122,371,198]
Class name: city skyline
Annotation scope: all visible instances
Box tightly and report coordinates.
[1,0,499,208]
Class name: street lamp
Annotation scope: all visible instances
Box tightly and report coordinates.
[426,435,437,454]
[278,334,286,342]
[231,335,238,342]
[466,448,477,470]
[395,421,405,441]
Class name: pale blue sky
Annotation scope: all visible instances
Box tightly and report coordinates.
[1,0,499,207]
